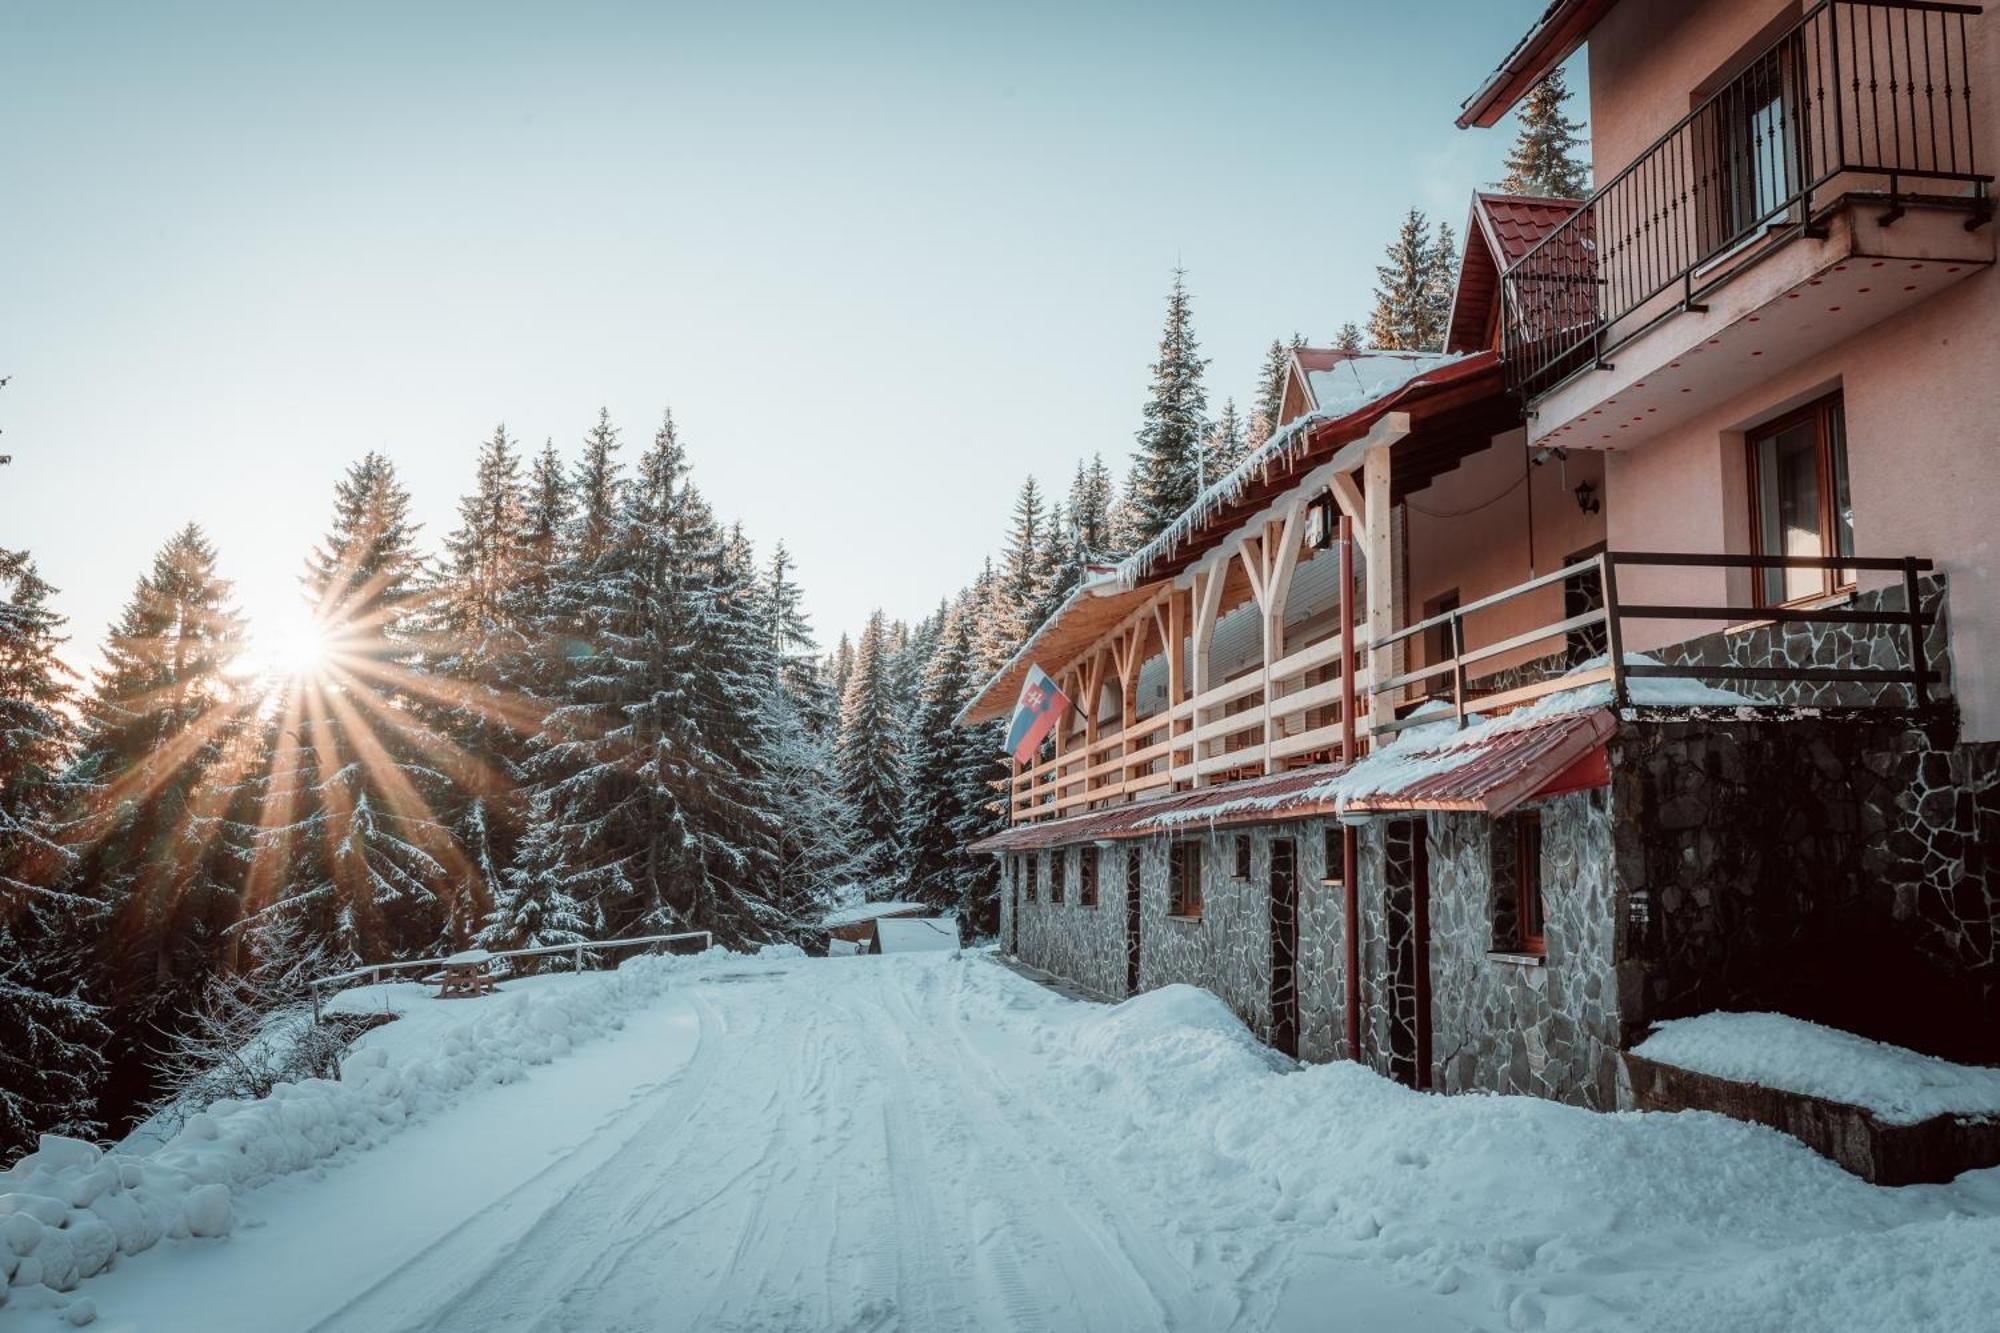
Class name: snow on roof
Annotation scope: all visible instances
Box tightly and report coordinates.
[1634,1012,2000,1126]
[873,917,959,953]
[1113,351,1479,591]
[821,900,928,929]
[1136,653,1753,832]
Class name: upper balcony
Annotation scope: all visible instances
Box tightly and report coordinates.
[1501,0,1994,439]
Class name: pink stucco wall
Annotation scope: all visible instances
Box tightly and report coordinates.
[1589,0,2000,740]
[1406,429,1608,683]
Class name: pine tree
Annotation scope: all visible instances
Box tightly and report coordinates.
[837,610,903,888]
[508,411,781,948]
[754,548,858,922]
[424,427,540,959]
[1247,339,1293,452]
[1426,223,1460,349]
[66,525,256,1127]
[1068,455,1116,559]
[1498,67,1590,198]
[996,476,1048,645]
[570,408,623,569]
[255,453,465,962]
[898,606,979,916]
[1129,269,1211,543]
[1207,398,1248,480]
[1369,208,1453,352]
[0,550,108,1154]
[1335,321,1364,353]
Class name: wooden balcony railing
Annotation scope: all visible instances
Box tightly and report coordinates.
[1502,0,1993,399]
[1006,551,1939,825]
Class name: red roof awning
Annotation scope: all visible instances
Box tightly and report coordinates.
[1456,0,1614,129]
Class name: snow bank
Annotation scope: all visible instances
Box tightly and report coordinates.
[951,958,2000,1333]
[1634,1012,2000,1126]
[0,949,738,1308]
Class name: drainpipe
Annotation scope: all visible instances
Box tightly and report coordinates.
[1343,826,1360,1060]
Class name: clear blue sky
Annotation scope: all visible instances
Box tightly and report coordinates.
[1,0,1571,670]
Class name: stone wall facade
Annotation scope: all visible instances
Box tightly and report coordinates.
[1656,574,1951,710]
[992,702,1999,1107]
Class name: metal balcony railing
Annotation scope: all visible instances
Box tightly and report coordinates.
[1501,0,1992,399]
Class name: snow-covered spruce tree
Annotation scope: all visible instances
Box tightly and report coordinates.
[898,604,981,917]
[65,524,257,1128]
[1128,268,1211,544]
[836,609,904,889]
[1207,398,1248,481]
[1498,67,1590,198]
[509,412,781,948]
[1369,208,1453,352]
[1335,321,1364,353]
[755,548,858,927]
[1247,338,1292,453]
[1426,223,1459,350]
[256,452,466,963]
[570,407,624,570]
[0,549,108,1156]
[421,427,541,956]
[1069,454,1116,559]
[995,475,1047,647]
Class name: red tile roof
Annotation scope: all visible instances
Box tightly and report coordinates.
[1446,193,1582,355]
[1477,193,1582,266]
[1345,707,1614,814]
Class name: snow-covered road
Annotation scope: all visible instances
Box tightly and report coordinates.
[69,952,2000,1333]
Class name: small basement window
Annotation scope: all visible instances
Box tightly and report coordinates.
[1233,834,1252,879]
[1080,845,1099,908]
[1517,811,1547,954]
[1169,840,1204,919]
[1051,849,1066,904]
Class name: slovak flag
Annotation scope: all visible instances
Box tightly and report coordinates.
[1005,664,1072,765]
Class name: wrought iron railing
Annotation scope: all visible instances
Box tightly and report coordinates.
[1502,0,1992,399]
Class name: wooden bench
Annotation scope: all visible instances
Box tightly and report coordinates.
[426,949,500,999]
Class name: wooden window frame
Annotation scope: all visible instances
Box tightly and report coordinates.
[1080,845,1099,908]
[1168,840,1204,919]
[1051,848,1065,904]
[1025,853,1038,903]
[1516,810,1546,955]
[1746,393,1854,608]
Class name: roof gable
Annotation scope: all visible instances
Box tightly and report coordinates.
[1446,193,1582,355]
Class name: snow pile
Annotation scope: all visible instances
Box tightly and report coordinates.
[0,950,726,1307]
[1634,1012,2000,1125]
[993,962,2000,1333]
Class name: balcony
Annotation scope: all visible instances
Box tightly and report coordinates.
[1005,551,1941,826]
[1502,0,1993,434]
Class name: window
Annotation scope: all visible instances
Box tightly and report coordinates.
[1168,840,1203,918]
[1080,846,1099,908]
[1025,854,1038,903]
[1749,395,1853,605]
[1051,849,1065,904]
[1233,834,1251,880]
[1323,827,1344,887]
[1516,811,1547,954]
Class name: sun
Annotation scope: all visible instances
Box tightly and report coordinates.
[235,607,332,682]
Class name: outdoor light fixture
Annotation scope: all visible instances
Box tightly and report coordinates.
[1574,479,1601,514]
[1304,494,1338,550]
[1339,810,1376,828]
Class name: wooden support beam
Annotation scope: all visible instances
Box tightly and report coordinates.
[1364,441,1397,736]
[1190,565,1227,787]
